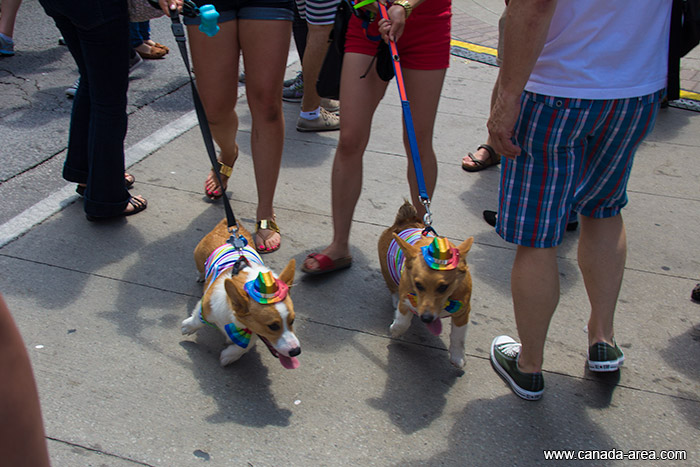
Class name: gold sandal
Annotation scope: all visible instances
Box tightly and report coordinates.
[255,218,281,254]
[205,144,237,200]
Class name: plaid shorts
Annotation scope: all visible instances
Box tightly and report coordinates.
[496,90,662,248]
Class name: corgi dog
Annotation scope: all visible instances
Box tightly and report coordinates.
[182,219,300,369]
[377,202,474,368]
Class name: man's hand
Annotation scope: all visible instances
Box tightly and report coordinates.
[487,87,522,159]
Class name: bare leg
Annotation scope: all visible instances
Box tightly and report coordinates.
[187,21,241,198]
[239,19,291,251]
[300,23,332,112]
[0,0,21,38]
[0,294,50,467]
[511,245,560,373]
[302,53,388,271]
[578,214,626,346]
[401,68,446,216]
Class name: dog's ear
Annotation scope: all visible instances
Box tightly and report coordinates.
[457,237,474,257]
[224,278,249,314]
[278,259,296,287]
[456,237,474,272]
[392,233,420,266]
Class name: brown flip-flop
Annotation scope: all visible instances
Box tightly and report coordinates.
[462,144,501,172]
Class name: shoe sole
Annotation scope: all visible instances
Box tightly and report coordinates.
[282,96,303,103]
[587,356,624,372]
[296,126,340,132]
[490,340,543,401]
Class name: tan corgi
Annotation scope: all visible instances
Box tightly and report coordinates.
[182,219,300,368]
[378,202,474,368]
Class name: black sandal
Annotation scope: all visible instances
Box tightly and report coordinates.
[86,196,147,221]
[462,144,501,172]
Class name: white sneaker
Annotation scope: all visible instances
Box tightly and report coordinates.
[296,108,340,132]
[320,98,340,113]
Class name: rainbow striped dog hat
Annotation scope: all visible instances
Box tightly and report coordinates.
[421,237,459,270]
[244,271,289,304]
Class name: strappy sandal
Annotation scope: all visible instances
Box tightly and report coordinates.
[205,145,237,200]
[76,172,135,196]
[255,218,281,254]
[86,195,147,221]
[462,144,501,172]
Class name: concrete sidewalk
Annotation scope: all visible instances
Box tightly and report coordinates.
[1,1,699,466]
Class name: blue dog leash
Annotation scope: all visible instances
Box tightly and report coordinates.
[375,1,436,235]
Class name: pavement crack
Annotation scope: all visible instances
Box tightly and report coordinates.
[46,436,156,466]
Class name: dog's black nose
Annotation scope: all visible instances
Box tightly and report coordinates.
[420,314,434,323]
[289,347,301,357]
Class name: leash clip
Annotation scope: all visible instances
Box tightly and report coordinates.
[421,197,433,227]
[227,226,248,250]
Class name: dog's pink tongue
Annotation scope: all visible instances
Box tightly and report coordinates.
[425,319,442,336]
[279,355,300,369]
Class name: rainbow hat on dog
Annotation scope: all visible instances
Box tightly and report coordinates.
[421,237,459,270]
[244,271,289,304]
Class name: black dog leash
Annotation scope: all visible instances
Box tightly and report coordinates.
[166,2,247,249]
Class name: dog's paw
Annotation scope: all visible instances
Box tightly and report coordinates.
[220,345,245,366]
[449,353,466,369]
[390,320,409,337]
[196,272,205,283]
[181,317,200,335]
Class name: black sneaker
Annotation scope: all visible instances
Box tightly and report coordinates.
[490,335,544,400]
[587,340,624,372]
[691,283,700,303]
[483,210,497,227]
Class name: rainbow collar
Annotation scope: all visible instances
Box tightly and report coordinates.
[244,271,289,304]
[198,308,252,348]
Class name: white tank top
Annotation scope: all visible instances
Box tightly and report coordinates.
[525,0,672,99]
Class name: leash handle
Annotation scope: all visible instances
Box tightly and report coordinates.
[377,2,430,204]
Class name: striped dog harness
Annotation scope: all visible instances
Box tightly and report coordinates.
[199,244,265,348]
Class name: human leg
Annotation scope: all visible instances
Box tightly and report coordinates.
[0,294,50,467]
[0,0,21,55]
[574,92,661,367]
[578,214,626,369]
[239,18,292,251]
[300,22,332,113]
[302,53,388,272]
[186,20,241,199]
[401,67,445,216]
[511,245,560,373]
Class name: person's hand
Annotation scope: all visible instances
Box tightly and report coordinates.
[379,2,407,43]
[487,89,522,159]
[159,0,183,15]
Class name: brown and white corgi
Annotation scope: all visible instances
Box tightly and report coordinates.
[182,219,300,368]
[378,202,474,368]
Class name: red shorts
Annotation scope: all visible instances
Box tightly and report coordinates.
[344,0,452,70]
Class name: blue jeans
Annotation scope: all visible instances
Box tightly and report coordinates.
[129,21,150,49]
[39,0,131,217]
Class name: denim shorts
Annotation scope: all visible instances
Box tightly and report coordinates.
[183,0,294,24]
[496,90,662,248]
